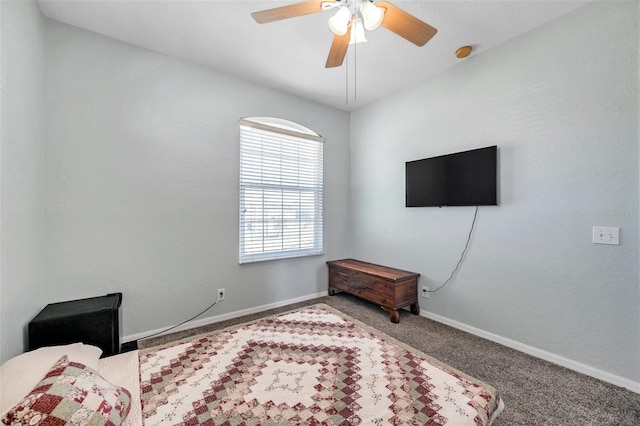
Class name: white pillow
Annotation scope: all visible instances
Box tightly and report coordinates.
[0,343,103,415]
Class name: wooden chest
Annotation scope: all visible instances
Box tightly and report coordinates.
[327,259,420,323]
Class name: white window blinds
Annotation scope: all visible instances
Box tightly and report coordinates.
[239,118,324,263]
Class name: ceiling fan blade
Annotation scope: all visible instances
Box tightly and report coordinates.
[252,0,333,24]
[376,1,437,47]
[325,27,351,68]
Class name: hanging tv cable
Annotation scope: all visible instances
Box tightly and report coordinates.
[429,205,479,294]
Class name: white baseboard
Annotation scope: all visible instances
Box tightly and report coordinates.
[123,293,639,394]
[420,310,640,394]
[124,291,326,343]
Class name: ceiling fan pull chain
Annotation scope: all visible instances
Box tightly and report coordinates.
[345,50,349,105]
[354,36,357,100]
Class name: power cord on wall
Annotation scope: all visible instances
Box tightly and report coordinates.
[137,294,222,342]
[428,205,479,294]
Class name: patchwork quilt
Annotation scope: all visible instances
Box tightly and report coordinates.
[139,304,501,425]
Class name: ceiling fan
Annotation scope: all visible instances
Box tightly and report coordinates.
[251,0,437,68]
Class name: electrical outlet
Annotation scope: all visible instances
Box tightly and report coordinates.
[217,288,225,301]
[421,286,429,298]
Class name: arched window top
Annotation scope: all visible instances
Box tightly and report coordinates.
[244,117,320,136]
[240,117,323,142]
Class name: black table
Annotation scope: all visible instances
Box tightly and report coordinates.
[28,293,122,357]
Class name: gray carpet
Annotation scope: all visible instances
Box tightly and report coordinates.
[139,293,640,425]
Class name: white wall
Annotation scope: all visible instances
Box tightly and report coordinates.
[42,19,351,339]
[350,1,639,385]
[0,0,45,363]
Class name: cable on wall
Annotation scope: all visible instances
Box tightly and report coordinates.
[428,205,479,294]
[137,295,221,342]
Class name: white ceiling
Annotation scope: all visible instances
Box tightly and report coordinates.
[37,0,589,112]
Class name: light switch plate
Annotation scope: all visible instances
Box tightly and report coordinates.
[593,226,619,245]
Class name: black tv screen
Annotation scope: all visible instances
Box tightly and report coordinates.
[406,146,497,207]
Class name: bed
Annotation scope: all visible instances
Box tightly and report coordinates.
[1,304,504,425]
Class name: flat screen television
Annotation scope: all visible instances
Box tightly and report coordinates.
[406,145,497,207]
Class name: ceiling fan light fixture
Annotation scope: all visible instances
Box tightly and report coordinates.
[329,6,351,36]
[360,1,384,31]
[349,18,368,45]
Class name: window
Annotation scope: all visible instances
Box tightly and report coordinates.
[239,118,324,263]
